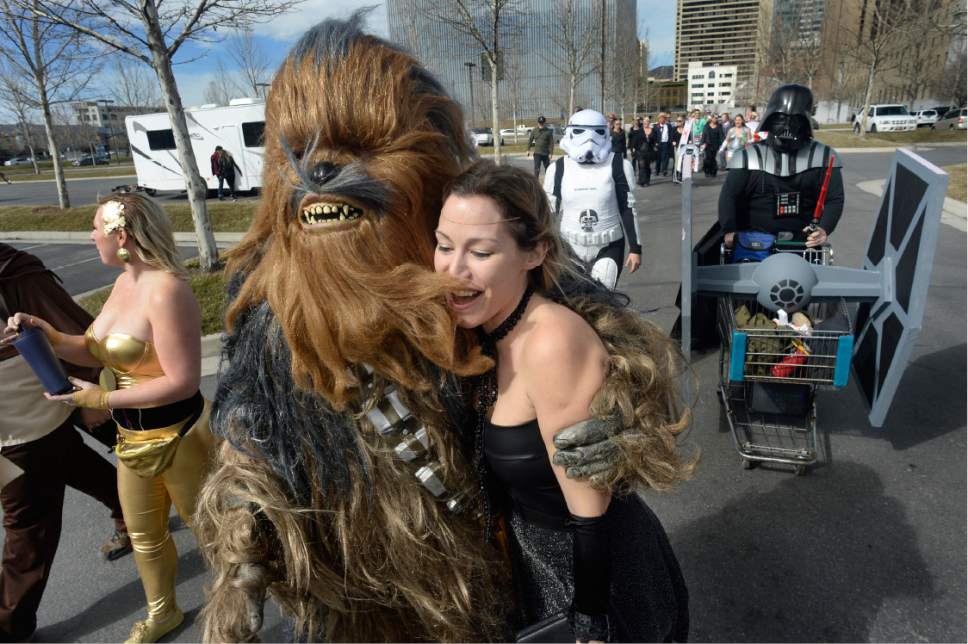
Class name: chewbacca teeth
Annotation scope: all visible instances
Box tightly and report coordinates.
[299,201,364,227]
[454,290,478,297]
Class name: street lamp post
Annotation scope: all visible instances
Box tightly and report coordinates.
[464,62,476,127]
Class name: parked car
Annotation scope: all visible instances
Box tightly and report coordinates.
[853,104,917,133]
[910,109,942,128]
[72,154,110,166]
[471,127,501,146]
[935,107,967,129]
[499,128,526,143]
[3,157,32,166]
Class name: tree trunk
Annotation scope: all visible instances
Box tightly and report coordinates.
[142,0,217,270]
[18,118,39,175]
[30,14,68,207]
[490,55,500,164]
[860,58,876,139]
[569,74,576,117]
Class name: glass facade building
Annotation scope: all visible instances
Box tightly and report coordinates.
[386,0,638,124]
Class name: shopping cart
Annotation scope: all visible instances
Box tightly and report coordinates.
[716,242,854,475]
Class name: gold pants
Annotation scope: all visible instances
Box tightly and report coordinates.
[116,403,214,621]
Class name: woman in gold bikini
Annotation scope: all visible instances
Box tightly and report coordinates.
[4,192,212,643]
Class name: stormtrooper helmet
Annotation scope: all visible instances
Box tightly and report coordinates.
[560,109,611,164]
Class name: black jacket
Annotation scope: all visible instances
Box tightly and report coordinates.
[650,122,674,147]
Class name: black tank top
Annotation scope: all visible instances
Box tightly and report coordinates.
[483,418,570,530]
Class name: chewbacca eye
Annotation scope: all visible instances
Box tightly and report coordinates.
[310,161,339,186]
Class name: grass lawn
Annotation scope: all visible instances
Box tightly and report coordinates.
[78,263,229,336]
[943,163,966,202]
[0,200,257,233]
[815,128,967,148]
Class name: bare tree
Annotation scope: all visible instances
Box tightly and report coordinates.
[0,0,100,208]
[424,0,519,164]
[845,0,917,137]
[0,64,41,174]
[896,0,966,107]
[204,58,242,105]
[110,55,161,108]
[542,0,596,117]
[227,28,270,97]
[18,0,302,270]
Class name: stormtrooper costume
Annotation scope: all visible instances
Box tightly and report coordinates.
[544,109,641,290]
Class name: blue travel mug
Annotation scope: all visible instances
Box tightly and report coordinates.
[11,325,73,395]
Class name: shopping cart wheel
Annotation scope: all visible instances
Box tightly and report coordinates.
[742,458,756,470]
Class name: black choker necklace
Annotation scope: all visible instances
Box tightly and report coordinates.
[473,284,533,542]
[479,285,534,358]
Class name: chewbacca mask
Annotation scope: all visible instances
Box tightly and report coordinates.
[194,14,510,644]
[226,14,488,411]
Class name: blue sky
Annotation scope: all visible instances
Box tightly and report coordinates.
[121,0,676,107]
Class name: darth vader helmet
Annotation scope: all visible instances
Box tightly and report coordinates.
[761,84,814,153]
[560,109,612,164]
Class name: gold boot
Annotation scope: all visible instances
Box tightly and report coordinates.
[124,607,184,644]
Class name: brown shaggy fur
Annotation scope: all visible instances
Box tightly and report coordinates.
[193,19,508,643]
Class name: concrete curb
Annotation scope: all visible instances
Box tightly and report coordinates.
[856,179,967,231]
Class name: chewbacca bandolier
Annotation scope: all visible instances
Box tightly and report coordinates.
[192,15,509,642]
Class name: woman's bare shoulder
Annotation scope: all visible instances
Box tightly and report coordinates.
[521,300,605,370]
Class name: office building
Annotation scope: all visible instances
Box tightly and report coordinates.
[387,0,638,123]
[674,0,764,85]
[686,61,738,109]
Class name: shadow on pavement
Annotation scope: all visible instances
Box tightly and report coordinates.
[36,547,207,641]
[818,342,967,450]
[671,461,934,642]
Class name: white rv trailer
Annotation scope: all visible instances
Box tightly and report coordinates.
[124,98,265,194]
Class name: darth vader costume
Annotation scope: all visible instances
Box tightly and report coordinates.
[673,84,844,348]
[544,110,642,290]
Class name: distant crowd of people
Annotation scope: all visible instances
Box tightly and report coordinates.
[528,107,762,186]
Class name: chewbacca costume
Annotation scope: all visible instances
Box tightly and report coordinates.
[193,15,508,643]
[194,14,694,644]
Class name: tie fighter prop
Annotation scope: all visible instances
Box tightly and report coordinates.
[681,148,948,428]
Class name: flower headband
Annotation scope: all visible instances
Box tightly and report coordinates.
[102,200,127,235]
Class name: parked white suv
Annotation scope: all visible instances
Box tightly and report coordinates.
[854,105,917,133]
[911,108,941,128]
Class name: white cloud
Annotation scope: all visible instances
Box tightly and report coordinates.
[254,0,388,42]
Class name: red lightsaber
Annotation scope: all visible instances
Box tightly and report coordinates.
[809,154,836,231]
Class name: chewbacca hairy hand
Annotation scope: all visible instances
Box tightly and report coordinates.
[552,416,622,487]
[231,562,270,635]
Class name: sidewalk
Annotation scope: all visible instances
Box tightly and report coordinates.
[856,178,967,231]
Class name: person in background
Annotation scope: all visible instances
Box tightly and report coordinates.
[721,112,733,135]
[626,117,646,172]
[610,119,627,158]
[700,114,724,177]
[216,148,240,201]
[636,117,657,186]
[671,115,685,184]
[527,115,555,178]
[0,243,130,644]
[721,114,752,164]
[652,112,675,177]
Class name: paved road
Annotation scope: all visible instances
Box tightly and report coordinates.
[24,145,968,642]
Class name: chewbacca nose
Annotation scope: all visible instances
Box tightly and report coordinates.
[310,161,339,185]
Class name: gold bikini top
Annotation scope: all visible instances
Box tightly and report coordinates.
[84,325,164,389]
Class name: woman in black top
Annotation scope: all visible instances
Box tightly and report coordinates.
[699,115,725,177]
[610,120,627,158]
[433,161,693,642]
